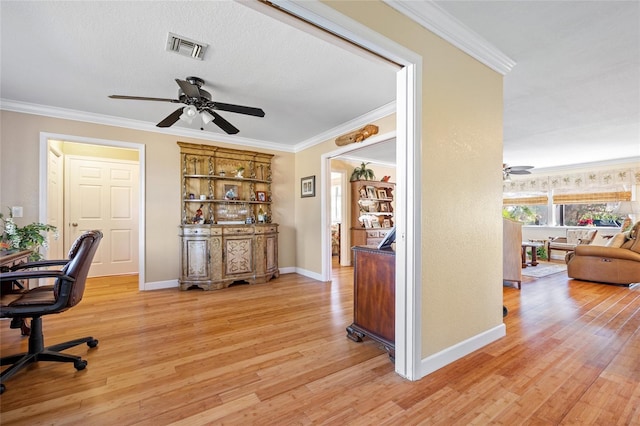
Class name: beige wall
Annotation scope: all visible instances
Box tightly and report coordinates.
[0,111,296,283]
[324,1,504,358]
[295,114,397,272]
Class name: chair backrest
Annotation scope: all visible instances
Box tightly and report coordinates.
[58,230,103,309]
[566,229,597,245]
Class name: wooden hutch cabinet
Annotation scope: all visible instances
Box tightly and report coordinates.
[178,142,279,290]
[350,180,395,247]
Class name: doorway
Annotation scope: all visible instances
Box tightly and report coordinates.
[39,133,146,287]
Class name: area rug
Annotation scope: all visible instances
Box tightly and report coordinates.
[522,262,567,278]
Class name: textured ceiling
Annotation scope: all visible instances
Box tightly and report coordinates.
[0,1,397,150]
[435,0,640,170]
[1,1,638,170]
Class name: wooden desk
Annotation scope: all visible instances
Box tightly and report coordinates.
[346,245,395,361]
[1,250,32,335]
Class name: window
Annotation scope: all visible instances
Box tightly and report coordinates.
[331,184,342,223]
[503,194,548,225]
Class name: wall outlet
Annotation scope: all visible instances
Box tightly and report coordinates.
[11,206,23,218]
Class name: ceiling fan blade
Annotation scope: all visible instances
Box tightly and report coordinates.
[206,109,239,134]
[156,108,184,128]
[175,79,201,99]
[212,102,265,117]
[109,95,179,103]
[509,170,532,175]
[508,165,534,171]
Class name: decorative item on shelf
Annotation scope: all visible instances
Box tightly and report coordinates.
[0,209,57,261]
[377,189,387,199]
[258,206,265,223]
[256,191,267,202]
[350,162,375,181]
[235,166,245,178]
[219,170,226,177]
[189,193,195,200]
[366,186,376,199]
[224,184,239,200]
[381,176,391,182]
[193,204,205,224]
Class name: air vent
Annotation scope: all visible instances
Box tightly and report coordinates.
[166,33,208,60]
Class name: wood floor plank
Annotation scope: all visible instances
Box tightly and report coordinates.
[2,259,639,425]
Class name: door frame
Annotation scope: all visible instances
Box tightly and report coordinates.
[39,132,146,289]
[268,0,423,380]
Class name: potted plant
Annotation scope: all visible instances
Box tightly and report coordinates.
[0,209,57,261]
[350,162,375,181]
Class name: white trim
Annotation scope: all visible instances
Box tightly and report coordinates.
[294,267,324,282]
[269,0,422,381]
[530,156,640,175]
[144,279,178,291]
[39,132,146,291]
[294,102,396,152]
[384,0,516,76]
[5,99,293,152]
[421,324,506,376]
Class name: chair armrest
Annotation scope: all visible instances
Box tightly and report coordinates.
[9,259,68,272]
[574,245,640,262]
[1,269,67,283]
[549,237,568,244]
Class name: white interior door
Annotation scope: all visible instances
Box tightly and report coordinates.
[66,156,139,277]
[46,145,64,260]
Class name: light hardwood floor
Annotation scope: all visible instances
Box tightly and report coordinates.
[1,259,639,425]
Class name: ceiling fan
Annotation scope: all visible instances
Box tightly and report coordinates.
[503,164,533,180]
[109,76,265,134]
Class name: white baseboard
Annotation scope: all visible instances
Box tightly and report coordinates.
[294,267,324,281]
[143,279,178,291]
[420,323,506,377]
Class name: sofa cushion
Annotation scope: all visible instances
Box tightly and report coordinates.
[590,234,610,246]
[606,233,627,248]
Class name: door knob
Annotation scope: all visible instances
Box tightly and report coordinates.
[71,223,78,227]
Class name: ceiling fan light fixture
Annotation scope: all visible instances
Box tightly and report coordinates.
[180,105,198,123]
[201,110,214,125]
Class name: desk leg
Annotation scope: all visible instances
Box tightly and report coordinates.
[521,247,527,268]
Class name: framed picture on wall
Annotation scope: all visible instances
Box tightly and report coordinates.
[301,175,315,198]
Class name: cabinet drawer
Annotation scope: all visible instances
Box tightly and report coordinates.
[223,226,252,235]
[182,227,211,236]
[255,225,277,234]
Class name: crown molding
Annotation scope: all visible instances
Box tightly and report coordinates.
[383,0,516,76]
[293,101,396,153]
[0,99,297,153]
[529,157,640,175]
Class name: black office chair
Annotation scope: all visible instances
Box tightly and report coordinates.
[0,230,103,394]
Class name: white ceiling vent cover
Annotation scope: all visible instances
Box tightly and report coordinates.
[166,33,208,60]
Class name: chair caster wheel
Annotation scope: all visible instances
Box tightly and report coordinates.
[87,339,98,348]
[74,359,87,370]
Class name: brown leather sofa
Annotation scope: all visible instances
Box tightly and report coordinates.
[566,221,640,285]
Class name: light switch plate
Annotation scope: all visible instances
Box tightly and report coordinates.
[11,206,23,218]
